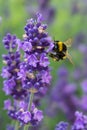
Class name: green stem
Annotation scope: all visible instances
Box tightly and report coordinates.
[15,121,19,130]
[23,92,34,130]
[24,124,32,130]
[24,125,28,130]
[28,92,34,111]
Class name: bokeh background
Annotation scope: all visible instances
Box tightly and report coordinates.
[0,0,87,130]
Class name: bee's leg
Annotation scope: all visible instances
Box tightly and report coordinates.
[60,52,66,60]
[49,53,59,61]
[55,57,59,61]
[49,53,54,58]
[63,55,67,59]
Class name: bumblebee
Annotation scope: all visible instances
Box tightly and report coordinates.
[49,39,73,64]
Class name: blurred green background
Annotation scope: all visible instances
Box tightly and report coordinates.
[0,0,87,130]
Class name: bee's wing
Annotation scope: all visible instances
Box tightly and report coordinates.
[66,51,74,65]
[64,38,72,47]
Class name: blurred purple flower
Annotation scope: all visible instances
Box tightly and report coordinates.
[47,67,80,122]
[72,67,82,81]
[37,0,55,24]
[55,111,87,130]
[6,125,15,130]
[80,95,87,111]
[81,79,87,93]
[55,121,68,130]
[74,32,86,47]
[71,1,79,15]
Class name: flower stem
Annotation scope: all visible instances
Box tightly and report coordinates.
[9,42,12,52]
[23,93,34,130]
[24,125,28,130]
[28,92,34,111]
[15,121,19,130]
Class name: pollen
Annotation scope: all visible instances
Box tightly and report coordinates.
[23,34,28,38]
[29,88,38,93]
[3,60,7,64]
[38,26,45,33]
[26,72,35,79]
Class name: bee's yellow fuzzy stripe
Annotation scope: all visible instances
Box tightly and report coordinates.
[58,42,63,51]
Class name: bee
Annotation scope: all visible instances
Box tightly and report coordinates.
[49,38,74,64]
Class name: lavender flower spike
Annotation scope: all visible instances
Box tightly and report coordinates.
[19,13,53,93]
[2,13,53,129]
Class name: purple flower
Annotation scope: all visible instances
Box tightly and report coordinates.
[72,67,82,81]
[55,121,68,130]
[29,107,43,126]
[3,78,16,95]
[6,125,15,130]
[47,66,79,122]
[41,70,52,84]
[2,33,17,50]
[71,2,79,15]
[22,41,32,52]
[3,82,11,95]
[17,100,28,111]
[7,78,16,87]
[46,41,54,52]
[1,67,11,78]
[39,53,49,67]
[18,64,26,81]
[80,95,87,111]
[28,54,38,67]
[37,13,43,22]
[37,0,55,24]
[39,86,48,95]
[2,13,52,128]
[64,83,77,94]
[16,39,22,51]
[55,111,87,130]
[20,111,31,124]
[4,99,12,110]
[19,13,53,93]
[57,66,68,77]
[1,34,28,99]
[15,105,43,125]
[31,103,35,111]
[72,111,87,130]
[81,79,87,93]
[33,108,43,122]
[78,44,87,54]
